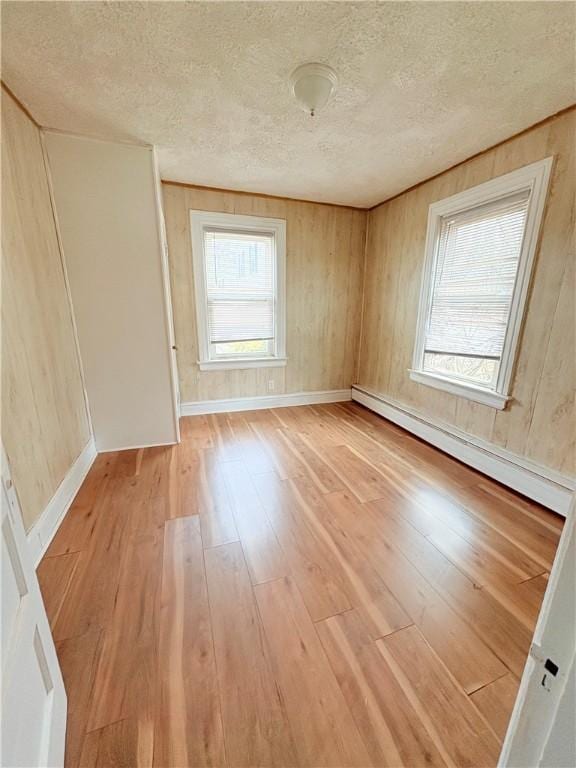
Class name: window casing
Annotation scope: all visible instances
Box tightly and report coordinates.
[411,157,553,410]
[190,211,286,370]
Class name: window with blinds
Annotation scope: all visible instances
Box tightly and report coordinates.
[190,210,286,370]
[411,157,552,409]
[423,191,530,387]
[204,228,276,359]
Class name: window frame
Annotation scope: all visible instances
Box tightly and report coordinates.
[190,210,287,371]
[410,157,553,410]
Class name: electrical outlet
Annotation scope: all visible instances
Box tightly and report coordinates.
[267,380,275,392]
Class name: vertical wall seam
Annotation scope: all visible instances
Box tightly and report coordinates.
[39,129,95,443]
[354,209,370,385]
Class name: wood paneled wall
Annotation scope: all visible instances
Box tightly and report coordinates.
[162,184,367,402]
[1,89,91,530]
[357,109,575,476]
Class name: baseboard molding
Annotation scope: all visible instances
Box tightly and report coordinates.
[352,385,574,516]
[98,440,177,453]
[27,438,97,567]
[180,388,352,416]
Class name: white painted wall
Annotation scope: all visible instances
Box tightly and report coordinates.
[43,133,179,451]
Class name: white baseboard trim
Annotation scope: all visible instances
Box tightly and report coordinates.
[98,440,177,453]
[180,388,352,416]
[352,385,574,516]
[27,438,97,567]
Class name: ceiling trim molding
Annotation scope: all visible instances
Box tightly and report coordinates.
[1,81,41,128]
[368,103,576,212]
[161,180,367,212]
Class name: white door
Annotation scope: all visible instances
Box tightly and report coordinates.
[499,497,575,767]
[1,448,66,767]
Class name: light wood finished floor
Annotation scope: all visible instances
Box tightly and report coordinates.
[38,402,563,768]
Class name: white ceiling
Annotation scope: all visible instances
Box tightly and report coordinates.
[2,1,574,207]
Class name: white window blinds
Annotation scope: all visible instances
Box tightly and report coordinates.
[203,228,275,349]
[411,157,552,408]
[423,190,530,380]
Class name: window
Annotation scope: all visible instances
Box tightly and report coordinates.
[190,211,286,370]
[411,158,553,409]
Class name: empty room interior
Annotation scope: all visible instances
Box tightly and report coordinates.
[2,2,575,767]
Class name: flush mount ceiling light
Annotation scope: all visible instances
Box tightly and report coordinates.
[290,62,338,117]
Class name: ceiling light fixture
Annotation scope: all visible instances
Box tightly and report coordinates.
[290,62,338,117]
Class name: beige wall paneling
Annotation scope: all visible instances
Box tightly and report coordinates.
[162,184,367,403]
[357,110,575,476]
[44,133,180,452]
[1,89,91,530]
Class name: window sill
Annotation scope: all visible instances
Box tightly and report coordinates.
[198,357,288,372]
[409,369,510,410]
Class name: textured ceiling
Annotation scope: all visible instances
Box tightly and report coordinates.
[2,1,574,207]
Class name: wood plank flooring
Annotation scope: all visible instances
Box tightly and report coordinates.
[37,402,563,768]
